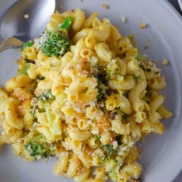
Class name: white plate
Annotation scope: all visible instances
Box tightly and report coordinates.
[0,0,182,182]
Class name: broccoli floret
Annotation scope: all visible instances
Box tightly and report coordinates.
[25,141,49,159]
[41,30,72,57]
[21,41,34,51]
[38,16,73,57]
[30,90,55,118]
[38,90,55,103]
[99,144,118,164]
[24,133,55,159]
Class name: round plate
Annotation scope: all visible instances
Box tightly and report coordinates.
[0,0,182,182]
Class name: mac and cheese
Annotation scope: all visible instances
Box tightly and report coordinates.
[0,8,172,182]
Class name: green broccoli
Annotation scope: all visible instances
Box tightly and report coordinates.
[17,62,30,75]
[24,133,55,159]
[41,30,72,57]
[58,16,73,30]
[17,57,34,75]
[25,140,49,159]
[30,90,55,118]
[21,41,34,51]
[99,144,118,164]
[94,134,101,140]
[40,16,73,57]
[38,89,55,103]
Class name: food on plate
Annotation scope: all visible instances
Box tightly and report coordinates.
[0,8,172,182]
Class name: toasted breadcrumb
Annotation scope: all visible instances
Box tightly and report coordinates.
[140,22,147,29]
[130,178,141,182]
[162,59,169,66]
[121,17,127,23]
[102,4,109,9]
[24,14,29,19]
[59,5,63,11]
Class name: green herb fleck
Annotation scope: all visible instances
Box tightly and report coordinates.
[133,74,141,81]
[99,144,118,163]
[121,113,127,123]
[97,79,105,101]
[94,134,100,140]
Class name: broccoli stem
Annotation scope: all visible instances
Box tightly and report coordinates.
[59,16,73,30]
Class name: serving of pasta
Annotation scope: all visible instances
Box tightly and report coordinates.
[0,8,173,182]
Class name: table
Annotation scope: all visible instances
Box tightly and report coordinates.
[169,0,182,15]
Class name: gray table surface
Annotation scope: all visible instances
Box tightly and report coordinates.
[169,0,182,15]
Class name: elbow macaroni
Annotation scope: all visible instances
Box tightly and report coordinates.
[0,8,173,182]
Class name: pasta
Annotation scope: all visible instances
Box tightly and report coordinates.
[0,8,173,182]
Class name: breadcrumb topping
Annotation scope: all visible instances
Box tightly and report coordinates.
[162,59,169,66]
[102,4,109,9]
[140,22,147,29]
[24,14,29,19]
[121,17,127,24]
